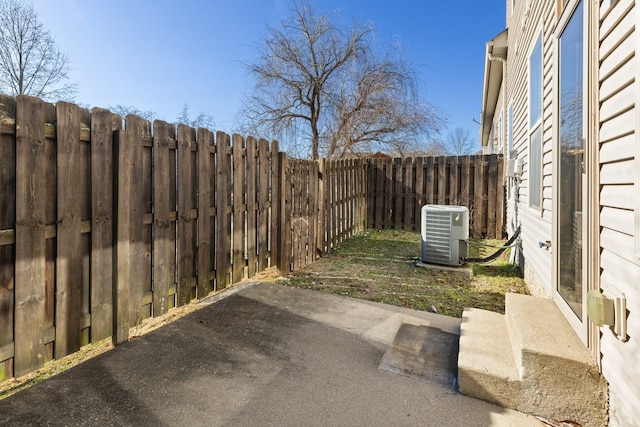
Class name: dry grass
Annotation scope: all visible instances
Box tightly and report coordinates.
[278,229,528,317]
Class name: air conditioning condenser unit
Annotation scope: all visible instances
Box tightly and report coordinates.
[421,205,469,266]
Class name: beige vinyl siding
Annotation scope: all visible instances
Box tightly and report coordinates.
[506,0,556,296]
[597,0,639,424]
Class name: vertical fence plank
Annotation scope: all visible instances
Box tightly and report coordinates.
[291,160,301,270]
[403,157,414,229]
[437,156,447,205]
[374,159,385,229]
[178,125,197,305]
[496,155,505,238]
[232,134,245,283]
[316,159,326,254]
[246,136,257,278]
[152,121,174,315]
[141,126,154,320]
[79,109,91,346]
[0,96,16,381]
[460,156,471,209]
[269,141,280,269]
[55,101,83,357]
[414,157,425,231]
[473,155,485,238]
[112,128,130,345]
[277,153,291,272]
[392,158,402,229]
[43,102,57,362]
[344,159,355,239]
[113,115,148,343]
[449,156,459,206]
[131,115,151,327]
[90,108,120,342]
[425,156,435,205]
[14,96,48,376]
[309,160,319,260]
[487,154,498,239]
[366,160,374,228]
[257,138,270,271]
[384,159,394,228]
[216,132,232,289]
[197,128,215,297]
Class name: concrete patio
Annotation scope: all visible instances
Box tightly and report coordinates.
[0,282,538,426]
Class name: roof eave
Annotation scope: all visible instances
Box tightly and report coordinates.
[480,29,508,147]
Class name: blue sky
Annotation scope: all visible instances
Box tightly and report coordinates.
[30,0,505,152]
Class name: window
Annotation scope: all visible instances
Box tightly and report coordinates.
[529,34,543,210]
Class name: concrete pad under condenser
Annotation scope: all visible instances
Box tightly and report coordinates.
[416,261,473,276]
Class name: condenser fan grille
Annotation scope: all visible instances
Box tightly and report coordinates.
[421,205,469,266]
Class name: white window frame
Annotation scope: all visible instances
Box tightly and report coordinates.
[528,32,543,211]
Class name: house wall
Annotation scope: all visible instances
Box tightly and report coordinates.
[596,0,640,424]
[503,0,556,297]
[494,0,640,423]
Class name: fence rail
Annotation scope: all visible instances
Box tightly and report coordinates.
[0,95,503,382]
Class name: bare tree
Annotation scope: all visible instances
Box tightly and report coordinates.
[241,1,443,160]
[445,127,476,155]
[176,104,216,129]
[0,0,76,100]
[109,104,156,122]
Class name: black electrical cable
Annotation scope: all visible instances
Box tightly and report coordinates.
[464,226,521,263]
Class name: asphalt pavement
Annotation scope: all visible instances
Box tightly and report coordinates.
[0,282,539,426]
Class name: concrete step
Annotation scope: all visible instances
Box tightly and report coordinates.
[457,308,521,408]
[457,293,607,427]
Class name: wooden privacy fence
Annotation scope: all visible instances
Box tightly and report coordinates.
[366,155,504,238]
[0,96,269,379]
[0,95,503,382]
[278,158,367,273]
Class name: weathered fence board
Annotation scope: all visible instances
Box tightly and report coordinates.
[216,132,232,290]
[246,136,258,278]
[90,107,120,342]
[0,95,16,381]
[177,125,197,306]
[14,96,49,376]
[152,121,175,316]
[232,134,245,283]
[257,138,270,271]
[197,127,215,297]
[55,101,84,357]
